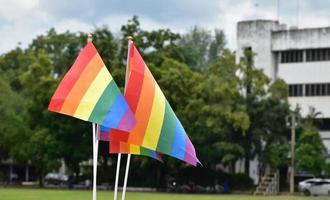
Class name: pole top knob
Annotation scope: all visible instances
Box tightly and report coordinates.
[87,34,93,42]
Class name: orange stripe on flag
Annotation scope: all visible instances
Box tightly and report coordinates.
[120,142,130,153]
[128,68,155,145]
[60,54,104,115]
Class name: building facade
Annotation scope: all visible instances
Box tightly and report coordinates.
[236,20,330,183]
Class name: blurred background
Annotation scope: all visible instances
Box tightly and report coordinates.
[1,0,330,196]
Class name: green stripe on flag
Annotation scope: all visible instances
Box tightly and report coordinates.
[156,101,176,154]
[88,80,120,123]
[140,147,150,156]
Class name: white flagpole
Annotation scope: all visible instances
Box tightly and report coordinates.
[88,34,99,200]
[121,36,133,200]
[121,154,131,200]
[114,154,121,200]
[92,123,98,200]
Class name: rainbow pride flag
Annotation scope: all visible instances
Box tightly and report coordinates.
[110,141,162,161]
[98,127,162,161]
[48,42,135,132]
[109,44,199,166]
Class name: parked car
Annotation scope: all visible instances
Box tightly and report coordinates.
[44,173,68,186]
[298,178,330,196]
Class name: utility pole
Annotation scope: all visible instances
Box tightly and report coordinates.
[286,113,298,194]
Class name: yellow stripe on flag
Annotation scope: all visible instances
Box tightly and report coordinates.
[74,67,112,120]
[130,144,140,154]
[142,86,166,150]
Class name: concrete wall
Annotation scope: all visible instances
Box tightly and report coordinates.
[320,131,330,154]
[272,27,330,51]
[236,20,280,80]
[289,96,330,118]
[278,61,330,84]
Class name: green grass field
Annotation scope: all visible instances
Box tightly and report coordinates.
[0,188,328,200]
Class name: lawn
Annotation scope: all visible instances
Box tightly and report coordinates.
[0,188,327,200]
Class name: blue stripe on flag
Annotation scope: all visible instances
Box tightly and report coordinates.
[170,118,186,160]
[101,95,128,129]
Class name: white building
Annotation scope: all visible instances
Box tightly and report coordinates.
[236,19,330,183]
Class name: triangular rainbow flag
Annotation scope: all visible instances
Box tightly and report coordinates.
[108,44,199,166]
[48,42,135,132]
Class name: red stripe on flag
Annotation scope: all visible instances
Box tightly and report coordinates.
[124,45,146,112]
[109,129,129,142]
[109,141,120,153]
[48,42,97,112]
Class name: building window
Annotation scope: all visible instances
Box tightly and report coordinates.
[306,48,330,61]
[299,83,330,97]
[280,50,303,63]
[327,84,330,95]
[305,84,311,96]
[289,84,303,97]
[289,83,330,97]
[319,118,330,130]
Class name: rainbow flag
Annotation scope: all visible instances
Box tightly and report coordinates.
[98,127,162,161]
[109,44,199,166]
[110,141,162,161]
[48,42,135,132]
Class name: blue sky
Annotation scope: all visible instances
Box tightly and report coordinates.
[0,0,330,53]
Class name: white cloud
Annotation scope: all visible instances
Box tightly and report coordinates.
[0,0,39,21]
[0,0,93,53]
[97,14,190,40]
[1,0,330,54]
[54,19,93,33]
[0,0,52,53]
[215,0,276,49]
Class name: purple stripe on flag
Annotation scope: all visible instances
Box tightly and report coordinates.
[184,135,198,166]
[117,109,136,132]
[99,126,110,141]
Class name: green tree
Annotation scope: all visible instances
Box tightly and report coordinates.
[0,49,61,185]
[265,143,289,168]
[185,49,249,167]
[179,26,211,71]
[179,27,226,71]
[0,76,24,161]
[296,127,327,176]
[208,29,226,63]
[29,28,85,76]
[0,47,30,91]
[238,48,290,174]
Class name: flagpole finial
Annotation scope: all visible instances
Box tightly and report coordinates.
[87,34,93,43]
[127,36,133,41]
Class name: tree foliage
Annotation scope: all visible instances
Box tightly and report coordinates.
[0,16,318,187]
[296,127,327,176]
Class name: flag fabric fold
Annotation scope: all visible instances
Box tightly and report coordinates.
[109,44,199,166]
[48,42,136,132]
[98,126,162,161]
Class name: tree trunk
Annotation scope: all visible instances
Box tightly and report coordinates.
[231,161,237,173]
[244,133,251,175]
[101,154,109,182]
[38,169,43,187]
[244,153,250,175]
[74,163,80,181]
